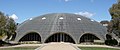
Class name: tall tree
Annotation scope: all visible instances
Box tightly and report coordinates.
[0,11,17,40]
[109,1,120,19]
[5,17,17,40]
[108,0,120,37]
[0,12,7,38]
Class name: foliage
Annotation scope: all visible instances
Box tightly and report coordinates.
[0,11,16,40]
[5,17,17,39]
[0,12,7,39]
[108,0,120,37]
[79,47,120,50]
[109,0,120,19]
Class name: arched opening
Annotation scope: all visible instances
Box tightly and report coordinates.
[19,32,41,42]
[106,34,112,40]
[45,32,75,44]
[80,33,100,43]
[105,34,118,46]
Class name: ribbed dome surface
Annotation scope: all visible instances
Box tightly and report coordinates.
[14,13,107,43]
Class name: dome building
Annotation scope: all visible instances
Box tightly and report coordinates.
[14,13,107,44]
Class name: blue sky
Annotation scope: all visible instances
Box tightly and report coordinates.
[0,0,117,23]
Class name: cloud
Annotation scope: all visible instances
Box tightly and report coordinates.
[65,0,69,2]
[9,14,18,20]
[58,0,70,2]
[75,11,95,18]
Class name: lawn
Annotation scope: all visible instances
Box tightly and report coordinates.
[0,46,38,50]
[0,47,120,50]
[79,47,120,50]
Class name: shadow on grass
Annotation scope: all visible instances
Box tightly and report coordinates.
[0,46,39,50]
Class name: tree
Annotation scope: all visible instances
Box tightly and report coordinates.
[109,2,120,19]
[108,0,120,37]
[5,17,17,40]
[0,11,17,40]
[0,12,7,38]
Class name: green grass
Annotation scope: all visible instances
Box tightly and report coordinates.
[79,47,120,50]
[0,47,120,50]
[0,46,38,50]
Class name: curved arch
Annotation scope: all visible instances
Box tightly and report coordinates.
[19,32,41,42]
[79,33,100,43]
[105,39,118,46]
[106,34,112,40]
[44,32,76,44]
[105,34,118,46]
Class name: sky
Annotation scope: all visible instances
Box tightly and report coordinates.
[0,0,117,23]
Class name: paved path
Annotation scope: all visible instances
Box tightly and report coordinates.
[35,42,81,50]
[0,43,120,50]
